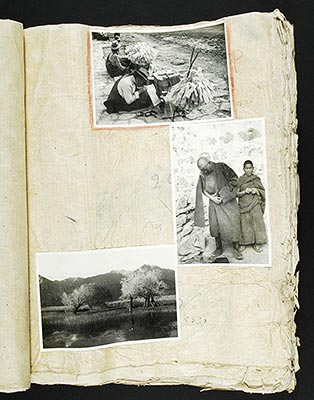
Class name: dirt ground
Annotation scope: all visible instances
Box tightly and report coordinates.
[91,29,231,126]
[178,226,270,266]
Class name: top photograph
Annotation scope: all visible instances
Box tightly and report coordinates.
[90,21,233,127]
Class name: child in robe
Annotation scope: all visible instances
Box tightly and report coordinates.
[237,160,267,252]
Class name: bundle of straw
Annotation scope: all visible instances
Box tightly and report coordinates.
[169,67,215,110]
[125,42,157,65]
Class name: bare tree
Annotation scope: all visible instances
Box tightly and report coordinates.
[61,283,95,314]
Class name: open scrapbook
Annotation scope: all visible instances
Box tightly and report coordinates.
[0,9,299,394]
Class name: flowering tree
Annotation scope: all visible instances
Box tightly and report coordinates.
[120,268,167,311]
[61,283,95,314]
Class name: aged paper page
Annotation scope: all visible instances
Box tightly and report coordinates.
[26,10,298,393]
[0,20,30,392]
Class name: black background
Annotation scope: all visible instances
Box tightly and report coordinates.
[0,0,312,399]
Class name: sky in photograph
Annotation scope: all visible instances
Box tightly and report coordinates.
[37,245,176,281]
[92,21,224,35]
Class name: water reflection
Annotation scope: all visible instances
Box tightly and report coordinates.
[43,308,178,349]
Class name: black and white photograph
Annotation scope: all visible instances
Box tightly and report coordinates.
[90,22,232,127]
[37,245,179,350]
[171,118,270,266]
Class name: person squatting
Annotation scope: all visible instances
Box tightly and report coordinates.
[103,39,161,114]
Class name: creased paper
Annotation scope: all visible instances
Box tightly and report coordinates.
[0,20,30,392]
[25,10,299,393]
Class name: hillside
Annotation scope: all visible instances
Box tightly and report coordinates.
[39,265,175,307]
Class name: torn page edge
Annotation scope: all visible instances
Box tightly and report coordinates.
[272,9,299,392]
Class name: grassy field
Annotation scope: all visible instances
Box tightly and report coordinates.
[41,295,178,348]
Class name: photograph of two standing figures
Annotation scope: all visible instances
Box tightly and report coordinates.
[171,118,270,266]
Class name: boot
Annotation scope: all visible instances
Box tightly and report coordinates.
[212,236,223,257]
[253,244,263,253]
[232,242,243,260]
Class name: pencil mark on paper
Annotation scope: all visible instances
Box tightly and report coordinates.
[151,173,160,188]
[65,216,77,223]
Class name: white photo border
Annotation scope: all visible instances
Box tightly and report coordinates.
[36,244,181,352]
[89,19,234,129]
[169,117,272,268]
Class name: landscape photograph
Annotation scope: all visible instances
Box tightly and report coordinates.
[37,245,179,349]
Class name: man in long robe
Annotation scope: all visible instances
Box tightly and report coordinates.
[194,157,243,260]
